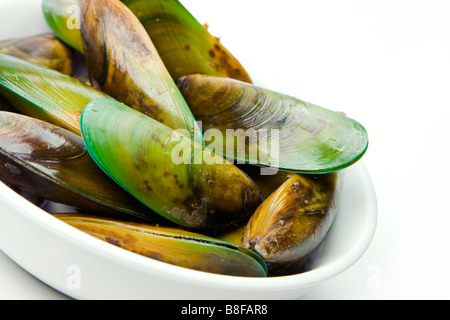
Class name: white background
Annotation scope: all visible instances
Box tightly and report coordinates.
[1,0,450,300]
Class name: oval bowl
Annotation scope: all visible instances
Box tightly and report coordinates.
[0,0,377,300]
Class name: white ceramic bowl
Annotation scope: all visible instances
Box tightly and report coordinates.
[0,0,378,300]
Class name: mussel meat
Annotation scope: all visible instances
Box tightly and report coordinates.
[242,172,343,274]
[80,98,263,230]
[0,111,160,221]
[79,0,202,143]
[55,213,268,277]
[0,33,74,75]
[178,74,369,174]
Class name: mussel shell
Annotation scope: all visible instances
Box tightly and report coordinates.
[0,53,108,135]
[0,33,74,75]
[178,74,369,174]
[0,111,159,221]
[80,98,263,230]
[217,225,246,247]
[42,0,85,53]
[242,172,342,274]
[42,0,252,83]
[0,180,44,206]
[237,164,297,199]
[79,0,202,143]
[123,0,252,82]
[55,213,267,277]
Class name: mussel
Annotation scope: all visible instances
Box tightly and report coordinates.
[0,33,74,75]
[55,213,268,277]
[242,172,343,274]
[215,169,295,245]
[80,97,263,230]
[79,0,202,143]
[218,225,247,247]
[122,0,252,82]
[0,53,108,135]
[238,165,298,199]
[42,0,251,83]
[0,111,160,221]
[42,0,84,53]
[178,74,369,174]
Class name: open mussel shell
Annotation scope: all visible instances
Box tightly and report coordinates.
[242,172,343,274]
[55,214,268,277]
[42,0,251,83]
[0,53,108,135]
[0,33,74,75]
[80,98,263,230]
[79,0,202,143]
[0,111,160,222]
[178,74,369,174]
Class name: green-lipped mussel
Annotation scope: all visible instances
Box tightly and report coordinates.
[217,169,298,245]
[0,33,80,116]
[80,97,263,230]
[55,214,268,277]
[242,172,343,274]
[42,0,252,83]
[0,33,74,75]
[0,53,108,135]
[122,0,252,82]
[79,0,202,143]
[237,165,298,199]
[177,74,369,174]
[41,0,83,53]
[0,111,160,221]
